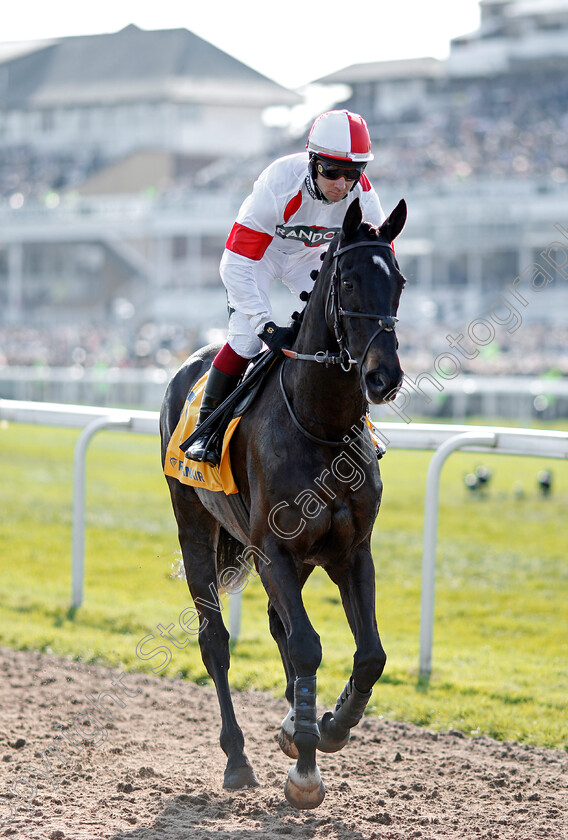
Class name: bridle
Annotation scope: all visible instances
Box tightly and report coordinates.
[283,238,399,374]
[329,239,399,374]
[279,236,400,447]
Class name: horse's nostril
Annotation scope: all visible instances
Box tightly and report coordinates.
[364,369,404,404]
[366,371,388,392]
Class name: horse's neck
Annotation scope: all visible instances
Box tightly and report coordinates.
[284,285,366,437]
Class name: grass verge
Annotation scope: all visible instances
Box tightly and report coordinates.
[0,421,566,749]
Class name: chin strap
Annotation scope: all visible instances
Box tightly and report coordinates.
[304,172,325,202]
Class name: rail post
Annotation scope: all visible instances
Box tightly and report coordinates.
[72,414,132,608]
[419,431,497,678]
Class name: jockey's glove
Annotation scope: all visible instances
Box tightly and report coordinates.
[259,321,297,355]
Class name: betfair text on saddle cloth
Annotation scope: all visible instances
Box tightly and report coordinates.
[163,372,240,494]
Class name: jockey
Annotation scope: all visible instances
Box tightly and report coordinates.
[186,109,386,465]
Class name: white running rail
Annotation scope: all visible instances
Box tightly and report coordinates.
[1,399,567,676]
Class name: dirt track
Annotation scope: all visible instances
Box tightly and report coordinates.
[0,646,566,840]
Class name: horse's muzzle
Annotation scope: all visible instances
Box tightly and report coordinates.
[362,368,404,404]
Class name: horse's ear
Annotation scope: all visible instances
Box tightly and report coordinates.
[379,199,407,243]
[342,197,363,239]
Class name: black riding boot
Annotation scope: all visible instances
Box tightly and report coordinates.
[184,367,240,466]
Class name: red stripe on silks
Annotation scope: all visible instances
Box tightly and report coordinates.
[226,223,273,260]
[212,343,249,376]
[283,190,302,222]
[348,113,372,156]
[359,173,372,192]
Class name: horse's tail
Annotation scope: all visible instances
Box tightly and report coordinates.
[216,527,250,595]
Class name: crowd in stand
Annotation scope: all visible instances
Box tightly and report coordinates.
[161,68,568,193]
[0,148,105,206]
[1,321,567,377]
[396,322,568,377]
[0,322,200,371]
[365,70,568,188]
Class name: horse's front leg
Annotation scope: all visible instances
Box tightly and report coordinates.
[258,541,325,809]
[318,544,386,753]
[268,603,298,760]
[285,673,324,808]
[268,565,316,761]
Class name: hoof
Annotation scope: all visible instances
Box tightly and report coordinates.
[284,765,325,810]
[278,728,299,759]
[223,763,259,790]
[317,712,350,753]
[278,708,299,759]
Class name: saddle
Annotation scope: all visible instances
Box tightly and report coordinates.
[232,350,280,418]
[164,350,279,495]
[179,348,279,454]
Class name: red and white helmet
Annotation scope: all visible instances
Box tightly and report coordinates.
[307,110,374,163]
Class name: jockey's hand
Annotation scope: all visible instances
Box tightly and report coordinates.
[259,321,297,355]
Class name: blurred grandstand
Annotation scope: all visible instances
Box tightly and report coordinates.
[0,0,567,415]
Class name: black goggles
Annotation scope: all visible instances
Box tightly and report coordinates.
[316,160,366,182]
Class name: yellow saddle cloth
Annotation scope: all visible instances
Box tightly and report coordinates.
[163,372,241,495]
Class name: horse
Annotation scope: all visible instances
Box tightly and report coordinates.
[160,197,407,810]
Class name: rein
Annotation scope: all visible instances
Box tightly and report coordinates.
[279,363,365,447]
[283,239,398,373]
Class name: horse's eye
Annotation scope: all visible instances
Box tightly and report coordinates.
[342,279,353,290]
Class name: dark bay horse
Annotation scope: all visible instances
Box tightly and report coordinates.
[160,197,407,809]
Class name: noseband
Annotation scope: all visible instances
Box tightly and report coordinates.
[283,239,398,373]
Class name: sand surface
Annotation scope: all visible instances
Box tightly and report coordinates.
[1,646,566,840]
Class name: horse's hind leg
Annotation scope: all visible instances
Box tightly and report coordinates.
[318,545,386,753]
[172,486,258,790]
